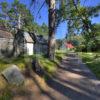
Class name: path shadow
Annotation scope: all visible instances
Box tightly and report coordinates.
[45,73,96,100]
[24,66,56,100]
[27,69,98,100]
[53,75,100,98]
[59,59,97,80]
[23,53,100,100]
[45,53,100,100]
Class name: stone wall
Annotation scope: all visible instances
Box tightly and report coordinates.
[0,38,14,57]
[34,43,47,55]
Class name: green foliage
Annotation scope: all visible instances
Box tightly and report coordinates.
[79,52,100,79]
[0,1,10,30]
[0,0,48,35]
[67,23,100,52]
[33,23,48,35]
[87,5,100,17]
[83,24,100,51]
[56,0,100,52]
[10,0,34,31]
[0,0,34,33]
[56,39,63,50]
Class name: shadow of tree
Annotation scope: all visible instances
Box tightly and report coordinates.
[30,67,99,100]
[23,62,56,100]
[59,60,97,80]
[22,53,100,100]
[43,72,97,100]
[53,75,100,98]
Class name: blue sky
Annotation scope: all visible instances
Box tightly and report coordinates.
[0,0,100,39]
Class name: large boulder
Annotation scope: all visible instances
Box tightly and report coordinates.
[1,65,25,85]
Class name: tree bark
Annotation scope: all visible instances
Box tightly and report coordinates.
[48,0,56,60]
[18,14,21,29]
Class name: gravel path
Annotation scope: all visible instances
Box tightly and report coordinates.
[13,53,100,100]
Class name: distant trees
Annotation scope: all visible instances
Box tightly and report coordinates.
[56,39,63,50]
[66,23,100,52]
[0,1,10,30]
[58,0,100,52]
[0,0,34,33]
[83,23,100,51]
[33,23,48,35]
[0,0,49,35]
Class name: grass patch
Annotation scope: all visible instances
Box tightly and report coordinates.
[0,51,66,74]
[0,75,13,100]
[38,50,66,75]
[55,50,66,64]
[0,89,13,100]
[39,56,57,75]
[79,52,100,79]
[0,55,35,72]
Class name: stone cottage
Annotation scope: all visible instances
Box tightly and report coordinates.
[0,29,47,57]
[0,30,13,57]
[34,35,48,55]
[0,29,34,57]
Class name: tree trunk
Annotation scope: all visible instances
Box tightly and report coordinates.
[18,14,21,29]
[48,0,56,60]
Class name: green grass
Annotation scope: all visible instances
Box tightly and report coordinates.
[38,50,66,75]
[0,51,66,74]
[79,52,100,79]
[55,50,66,64]
[0,89,13,100]
[39,56,57,75]
[0,55,35,72]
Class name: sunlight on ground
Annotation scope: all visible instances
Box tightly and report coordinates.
[65,71,84,79]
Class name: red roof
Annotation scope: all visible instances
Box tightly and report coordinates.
[66,43,74,49]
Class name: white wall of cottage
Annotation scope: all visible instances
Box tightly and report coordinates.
[26,43,33,55]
